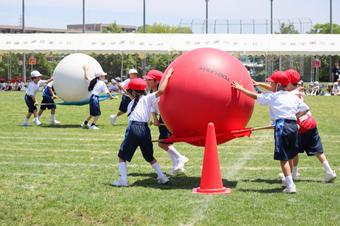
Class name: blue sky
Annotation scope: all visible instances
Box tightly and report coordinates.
[0,0,339,31]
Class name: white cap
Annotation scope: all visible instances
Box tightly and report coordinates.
[95,69,107,77]
[314,81,319,84]
[31,70,42,78]
[128,68,138,74]
[114,76,121,81]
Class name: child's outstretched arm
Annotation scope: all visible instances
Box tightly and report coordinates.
[156,68,173,97]
[83,65,89,80]
[253,79,271,91]
[231,80,258,99]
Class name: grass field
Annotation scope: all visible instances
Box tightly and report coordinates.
[0,91,339,226]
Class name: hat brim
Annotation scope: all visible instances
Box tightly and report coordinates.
[143,75,155,80]
[266,77,275,83]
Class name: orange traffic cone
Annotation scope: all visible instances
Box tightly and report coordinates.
[192,122,231,195]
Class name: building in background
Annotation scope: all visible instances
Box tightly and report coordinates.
[0,23,138,33]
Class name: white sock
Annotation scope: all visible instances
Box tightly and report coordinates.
[167,145,182,160]
[285,175,294,188]
[292,166,298,177]
[322,160,333,174]
[51,114,55,121]
[118,162,128,182]
[152,162,165,178]
[34,117,39,122]
[24,117,29,123]
[167,152,177,168]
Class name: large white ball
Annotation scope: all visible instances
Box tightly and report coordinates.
[53,53,103,102]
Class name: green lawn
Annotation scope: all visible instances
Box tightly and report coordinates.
[0,91,339,226]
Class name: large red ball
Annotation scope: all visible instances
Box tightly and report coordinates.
[159,48,255,146]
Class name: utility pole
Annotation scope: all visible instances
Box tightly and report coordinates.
[143,0,146,33]
[329,0,333,81]
[205,0,209,34]
[270,0,273,34]
[82,0,85,33]
[22,0,26,82]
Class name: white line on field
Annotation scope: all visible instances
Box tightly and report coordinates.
[181,140,268,226]
[0,161,338,172]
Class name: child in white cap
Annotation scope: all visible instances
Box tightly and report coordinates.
[81,66,114,129]
[23,70,53,126]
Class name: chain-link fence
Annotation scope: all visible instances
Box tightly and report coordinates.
[179,18,313,34]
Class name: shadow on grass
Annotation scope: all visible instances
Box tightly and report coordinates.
[240,178,323,185]
[130,175,237,190]
[238,188,283,194]
[41,124,83,129]
[106,174,237,190]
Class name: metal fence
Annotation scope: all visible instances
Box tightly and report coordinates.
[179,18,313,34]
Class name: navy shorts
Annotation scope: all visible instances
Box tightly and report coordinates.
[118,95,131,113]
[118,121,154,162]
[298,127,324,156]
[40,96,56,110]
[89,95,101,116]
[158,116,173,144]
[25,94,36,113]
[274,119,299,161]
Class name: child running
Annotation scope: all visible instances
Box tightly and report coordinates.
[81,65,114,130]
[111,68,174,187]
[37,80,61,125]
[23,70,53,126]
[232,71,309,193]
[145,69,189,175]
[283,69,336,182]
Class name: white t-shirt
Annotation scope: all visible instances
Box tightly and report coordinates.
[151,95,159,114]
[127,93,157,122]
[120,79,130,87]
[26,80,44,97]
[91,80,109,96]
[257,90,309,121]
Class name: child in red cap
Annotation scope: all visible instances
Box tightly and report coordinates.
[232,71,309,193]
[284,69,336,182]
[145,69,189,175]
[112,69,174,187]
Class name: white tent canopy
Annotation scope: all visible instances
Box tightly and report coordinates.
[0,33,340,56]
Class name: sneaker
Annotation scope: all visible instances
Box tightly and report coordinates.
[110,114,118,125]
[281,177,286,187]
[111,179,128,187]
[80,122,89,129]
[324,170,336,183]
[157,175,169,184]
[173,156,189,171]
[89,125,99,130]
[279,172,300,181]
[23,120,30,126]
[51,120,61,125]
[283,185,297,193]
[167,167,185,176]
[33,119,42,126]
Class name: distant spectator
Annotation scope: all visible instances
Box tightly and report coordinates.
[325,83,333,96]
[333,79,340,96]
[332,61,340,82]
[311,81,320,96]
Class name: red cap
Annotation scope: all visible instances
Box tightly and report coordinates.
[144,70,163,81]
[285,69,301,84]
[266,71,289,86]
[124,78,147,91]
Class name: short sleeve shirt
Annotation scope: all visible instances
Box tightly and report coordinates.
[127,93,157,122]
